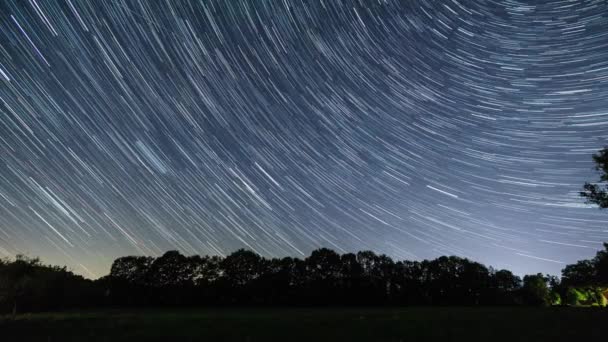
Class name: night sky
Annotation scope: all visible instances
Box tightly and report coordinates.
[1,0,608,279]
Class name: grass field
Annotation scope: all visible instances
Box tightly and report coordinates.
[1,307,606,341]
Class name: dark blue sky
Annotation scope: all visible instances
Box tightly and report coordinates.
[1,0,608,278]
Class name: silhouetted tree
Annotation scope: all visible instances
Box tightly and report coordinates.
[256,256,302,304]
[564,147,608,306]
[190,255,222,304]
[561,260,596,287]
[220,249,266,286]
[148,251,192,287]
[191,255,222,286]
[421,256,492,305]
[491,269,521,293]
[522,273,550,306]
[556,241,608,306]
[0,255,99,314]
[581,147,608,208]
[355,251,395,304]
[0,255,39,315]
[219,249,268,304]
[110,255,154,284]
[109,255,154,305]
[150,251,198,305]
[393,260,427,305]
[580,148,608,284]
[339,253,363,304]
[304,248,342,304]
[594,243,608,284]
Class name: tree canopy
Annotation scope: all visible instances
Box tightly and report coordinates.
[1,244,607,314]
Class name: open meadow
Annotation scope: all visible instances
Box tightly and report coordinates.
[1,307,606,341]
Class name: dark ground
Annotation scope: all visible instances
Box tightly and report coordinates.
[0,307,605,341]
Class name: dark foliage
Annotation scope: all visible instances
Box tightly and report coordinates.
[2,244,607,314]
[106,249,533,307]
[521,274,551,306]
[580,147,608,208]
[0,255,103,314]
[558,242,608,305]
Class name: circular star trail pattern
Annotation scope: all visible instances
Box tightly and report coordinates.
[2,0,608,278]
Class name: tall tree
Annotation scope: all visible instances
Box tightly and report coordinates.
[0,255,39,315]
[578,147,608,287]
[109,255,154,285]
[488,269,522,305]
[148,251,192,287]
[580,147,608,208]
[220,249,266,287]
[304,248,342,304]
[522,273,550,306]
[561,259,597,287]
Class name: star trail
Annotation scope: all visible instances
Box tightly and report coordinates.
[2,0,608,278]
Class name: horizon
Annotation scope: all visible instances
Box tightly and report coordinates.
[6,243,608,281]
[2,1,608,279]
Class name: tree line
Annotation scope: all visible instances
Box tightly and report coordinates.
[1,147,608,314]
[104,244,608,308]
[1,244,607,314]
